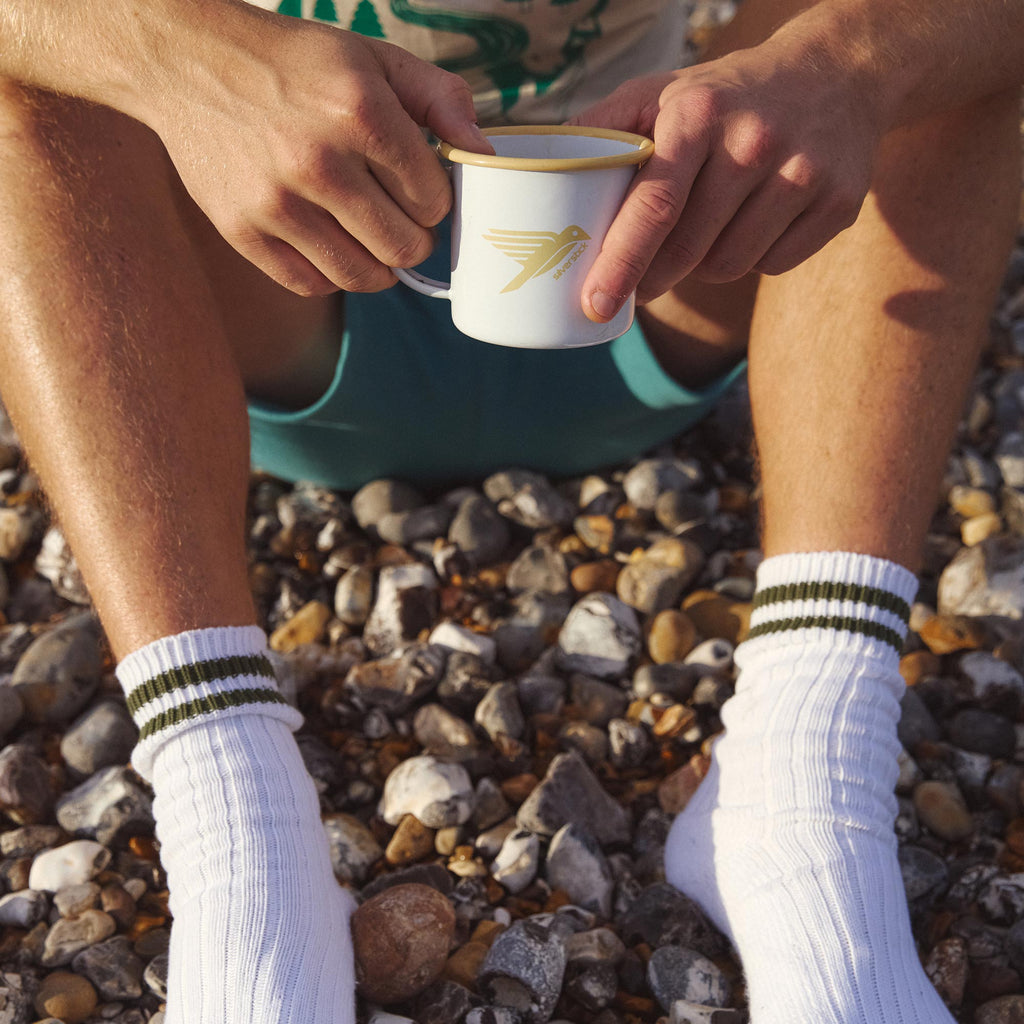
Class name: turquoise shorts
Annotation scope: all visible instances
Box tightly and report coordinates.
[248,227,745,492]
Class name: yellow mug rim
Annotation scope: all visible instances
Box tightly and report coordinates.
[439,125,654,171]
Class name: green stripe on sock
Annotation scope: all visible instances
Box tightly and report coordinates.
[746,615,904,653]
[752,581,911,622]
[138,687,290,741]
[126,654,278,716]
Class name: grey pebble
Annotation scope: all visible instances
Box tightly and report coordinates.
[143,952,168,999]
[516,752,630,846]
[473,777,512,832]
[557,594,642,681]
[558,722,608,765]
[623,458,703,511]
[449,494,510,567]
[40,908,117,967]
[491,829,541,894]
[0,889,49,928]
[60,701,138,776]
[334,565,375,627]
[408,979,475,1024]
[564,961,617,1011]
[380,754,474,828]
[897,687,942,750]
[516,670,566,716]
[53,881,100,918]
[377,503,454,546]
[545,823,613,918]
[475,682,525,743]
[608,719,651,770]
[0,972,36,1024]
[344,643,445,715]
[351,479,423,532]
[72,936,145,1000]
[34,527,90,605]
[898,844,949,903]
[484,470,575,530]
[10,612,104,726]
[0,684,23,744]
[632,663,699,702]
[937,537,1024,620]
[55,766,154,843]
[648,946,731,1011]
[507,546,571,596]
[0,743,54,825]
[322,813,383,886]
[362,563,439,657]
[465,1008,523,1024]
[617,883,728,960]
[413,703,480,760]
[570,675,628,727]
[958,651,1024,714]
[478,916,568,1024]
[948,708,1017,758]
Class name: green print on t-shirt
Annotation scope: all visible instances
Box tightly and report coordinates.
[275,0,608,112]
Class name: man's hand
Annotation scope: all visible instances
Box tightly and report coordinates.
[570,34,881,321]
[141,5,491,295]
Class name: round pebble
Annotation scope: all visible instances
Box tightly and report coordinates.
[33,971,98,1024]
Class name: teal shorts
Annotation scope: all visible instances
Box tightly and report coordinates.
[248,227,745,492]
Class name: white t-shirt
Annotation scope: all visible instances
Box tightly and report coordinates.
[247,0,690,123]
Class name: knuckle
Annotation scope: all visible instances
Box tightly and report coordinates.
[632,180,685,230]
[386,229,433,269]
[728,116,777,173]
[698,252,750,283]
[778,152,821,192]
[671,83,721,134]
[339,260,393,294]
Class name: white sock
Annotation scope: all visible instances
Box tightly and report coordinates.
[666,552,954,1024]
[117,626,355,1024]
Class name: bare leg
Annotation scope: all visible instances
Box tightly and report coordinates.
[0,84,333,657]
[0,83,356,1024]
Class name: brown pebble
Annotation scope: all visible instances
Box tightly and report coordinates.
[269,600,331,653]
[899,650,942,687]
[442,941,490,990]
[651,704,696,739]
[974,994,1024,1024]
[385,814,436,866]
[100,883,137,931]
[682,590,751,645]
[658,754,711,814]
[352,883,456,1004]
[914,780,974,842]
[970,962,1023,1004]
[962,513,1003,547]
[570,559,621,595]
[949,485,997,519]
[647,610,697,664]
[34,971,98,1024]
[924,937,968,1009]
[500,773,538,805]
[918,614,987,655]
[574,515,617,555]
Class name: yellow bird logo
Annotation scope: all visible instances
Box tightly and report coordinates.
[483,225,591,293]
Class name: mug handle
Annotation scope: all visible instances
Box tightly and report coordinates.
[394,267,451,300]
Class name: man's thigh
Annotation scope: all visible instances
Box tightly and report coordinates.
[0,82,336,404]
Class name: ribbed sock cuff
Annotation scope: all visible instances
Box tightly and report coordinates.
[116,625,302,780]
[745,551,918,659]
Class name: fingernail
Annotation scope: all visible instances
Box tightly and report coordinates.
[588,289,618,322]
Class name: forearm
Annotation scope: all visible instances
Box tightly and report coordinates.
[769,0,1024,130]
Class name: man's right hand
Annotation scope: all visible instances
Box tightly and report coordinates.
[131,3,492,295]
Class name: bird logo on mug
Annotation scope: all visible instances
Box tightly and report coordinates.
[483,225,591,293]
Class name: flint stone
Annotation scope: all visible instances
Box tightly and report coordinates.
[923,937,968,1010]
[608,718,651,771]
[975,996,1024,1024]
[516,671,566,716]
[60,701,138,776]
[564,961,617,1011]
[465,1008,523,1024]
[363,564,439,657]
[414,703,480,760]
[0,972,36,1024]
[429,622,497,665]
[616,539,705,616]
[334,565,375,627]
[623,458,703,510]
[34,527,90,605]
[937,537,1024,619]
[507,546,571,596]
[0,889,49,927]
[40,909,117,967]
[671,1003,747,1024]
[484,470,575,530]
[474,777,512,831]
[565,927,626,965]
[54,881,100,918]
[491,829,541,894]
[72,936,145,1000]
[632,663,699,702]
[978,875,1024,925]
[380,754,474,828]
[478,916,568,1024]
[947,708,1016,758]
[345,643,446,714]
[544,823,613,917]
[351,479,424,532]
[476,682,526,742]
[323,813,383,885]
[10,613,103,726]
[449,494,511,567]
[437,652,494,716]
[377,503,454,546]
[408,979,475,1024]
[958,652,1024,713]
[516,752,630,846]
[143,954,168,999]
[558,721,607,765]
[617,883,728,959]
[55,766,154,843]
[28,841,111,893]
[898,844,949,902]
[648,946,730,1011]
[0,743,54,824]
[897,687,942,750]
[569,675,629,727]
[1007,917,1024,974]
[360,862,454,900]
[557,594,642,680]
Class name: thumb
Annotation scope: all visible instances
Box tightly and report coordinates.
[383,48,494,155]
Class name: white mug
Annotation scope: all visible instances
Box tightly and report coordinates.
[395,125,654,350]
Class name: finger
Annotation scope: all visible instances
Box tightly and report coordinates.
[677,175,815,285]
[236,231,341,297]
[753,194,863,276]
[580,146,705,323]
[258,191,401,292]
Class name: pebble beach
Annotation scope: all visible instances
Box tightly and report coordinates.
[2,8,1024,1023]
